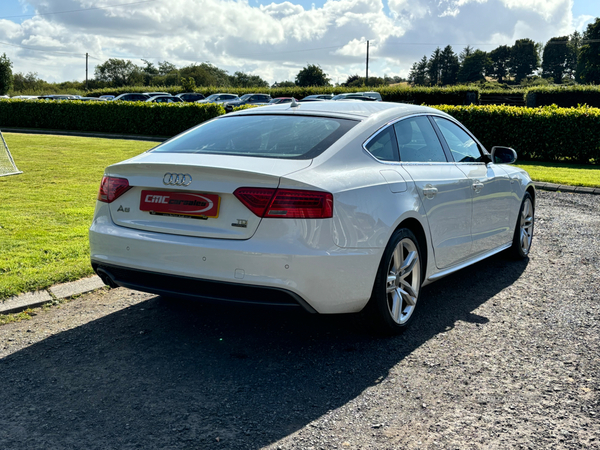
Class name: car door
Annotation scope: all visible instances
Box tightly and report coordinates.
[431,116,513,255]
[393,116,474,269]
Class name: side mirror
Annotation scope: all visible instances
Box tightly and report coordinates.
[490,146,517,164]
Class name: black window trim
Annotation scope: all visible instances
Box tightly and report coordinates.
[428,114,491,164]
[362,113,451,165]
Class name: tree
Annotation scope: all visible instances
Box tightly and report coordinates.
[158,61,177,76]
[439,45,459,86]
[12,72,46,93]
[542,36,574,83]
[295,64,330,87]
[408,56,428,86]
[567,31,582,80]
[383,75,405,84]
[140,59,158,86]
[427,47,442,85]
[457,50,490,83]
[509,39,540,83]
[229,71,269,88]
[179,63,230,87]
[342,74,385,87]
[578,18,600,84]
[343,74,362,87]
[488,45,512,82]
[271,80,296,88]
[459,46,474,64]
[94,58,141,87]
[181,77,196,92]
[0,53,14,95]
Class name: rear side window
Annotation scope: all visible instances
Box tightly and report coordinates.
[152,115,358,159]
[365,126,398,162]
[393,116,447,163]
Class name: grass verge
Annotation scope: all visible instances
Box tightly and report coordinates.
[0,133,155,301]
[515,161,600,188]
[0,133,598,302]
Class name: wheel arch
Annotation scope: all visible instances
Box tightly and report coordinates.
[526,185,536,210]
[396,217,428,282]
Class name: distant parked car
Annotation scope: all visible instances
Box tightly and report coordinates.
[73,97,108,101]
[9,95,40,100]
[268,97,297,105]
[99,95,115,100]
[176,93,205,102]
[301,94,334,101]
[38,95,79,100]
[146,95,183,103]
[0,95,9,99]
[332,92,382,101]
[143,92,169,96]
[224,93,272,112]
[112,93,151,102]
[197,93,239,104]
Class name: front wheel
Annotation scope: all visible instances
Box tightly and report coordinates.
[511,192,534,259]
[366,228,423,335]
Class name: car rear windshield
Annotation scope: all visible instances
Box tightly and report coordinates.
[151,114,359,159]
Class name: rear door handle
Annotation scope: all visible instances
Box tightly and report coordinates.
[423,184,438,199]
[472,181,484,193]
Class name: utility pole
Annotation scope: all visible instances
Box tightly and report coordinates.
[366,40,369,85]
[85,53,89,91]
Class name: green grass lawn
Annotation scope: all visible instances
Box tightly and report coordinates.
[0,133,155,301]
[0,133,597,302]
[515,161,600,188]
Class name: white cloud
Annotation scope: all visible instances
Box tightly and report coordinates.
[0,0,585,84]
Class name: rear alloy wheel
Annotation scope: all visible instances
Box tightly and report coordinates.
[511,192,534,259]
[367,228,422,335]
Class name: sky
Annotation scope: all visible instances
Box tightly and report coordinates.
[0,0,599,85]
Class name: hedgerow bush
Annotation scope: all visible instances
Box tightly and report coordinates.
[525,85,600,108]
[435,104,600,164]
[1,99,598,163]
[0,99,224,136]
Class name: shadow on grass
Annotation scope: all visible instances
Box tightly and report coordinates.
[0,254,527,449]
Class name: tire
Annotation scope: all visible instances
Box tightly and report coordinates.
[511,192,534,259]
[366,228,423,335]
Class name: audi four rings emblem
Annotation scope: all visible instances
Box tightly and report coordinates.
[163,173,192,186]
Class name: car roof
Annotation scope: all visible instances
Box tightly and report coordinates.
[228,100,443,121]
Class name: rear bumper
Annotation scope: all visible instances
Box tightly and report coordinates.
[92,262,318,312]
[89,214,382,314]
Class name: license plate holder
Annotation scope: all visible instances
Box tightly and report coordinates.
[140,190,220,218]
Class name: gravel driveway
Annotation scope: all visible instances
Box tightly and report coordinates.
[0,190,598,450]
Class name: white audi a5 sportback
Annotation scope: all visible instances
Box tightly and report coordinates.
[89,101,535,334]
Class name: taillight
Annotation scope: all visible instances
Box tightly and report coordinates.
[234,187,333,219]
[97,176,131,203]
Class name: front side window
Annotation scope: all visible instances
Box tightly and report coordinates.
[152,115,358,159]
[393,116,447,163]
[433,117,483,162]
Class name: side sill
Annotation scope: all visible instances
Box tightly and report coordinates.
[426,242,512,283]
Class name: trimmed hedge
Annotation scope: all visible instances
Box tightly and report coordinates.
[525,85,600,108]
[0,99,224,137]
[435,104,600,164]
[1,100,598,163]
